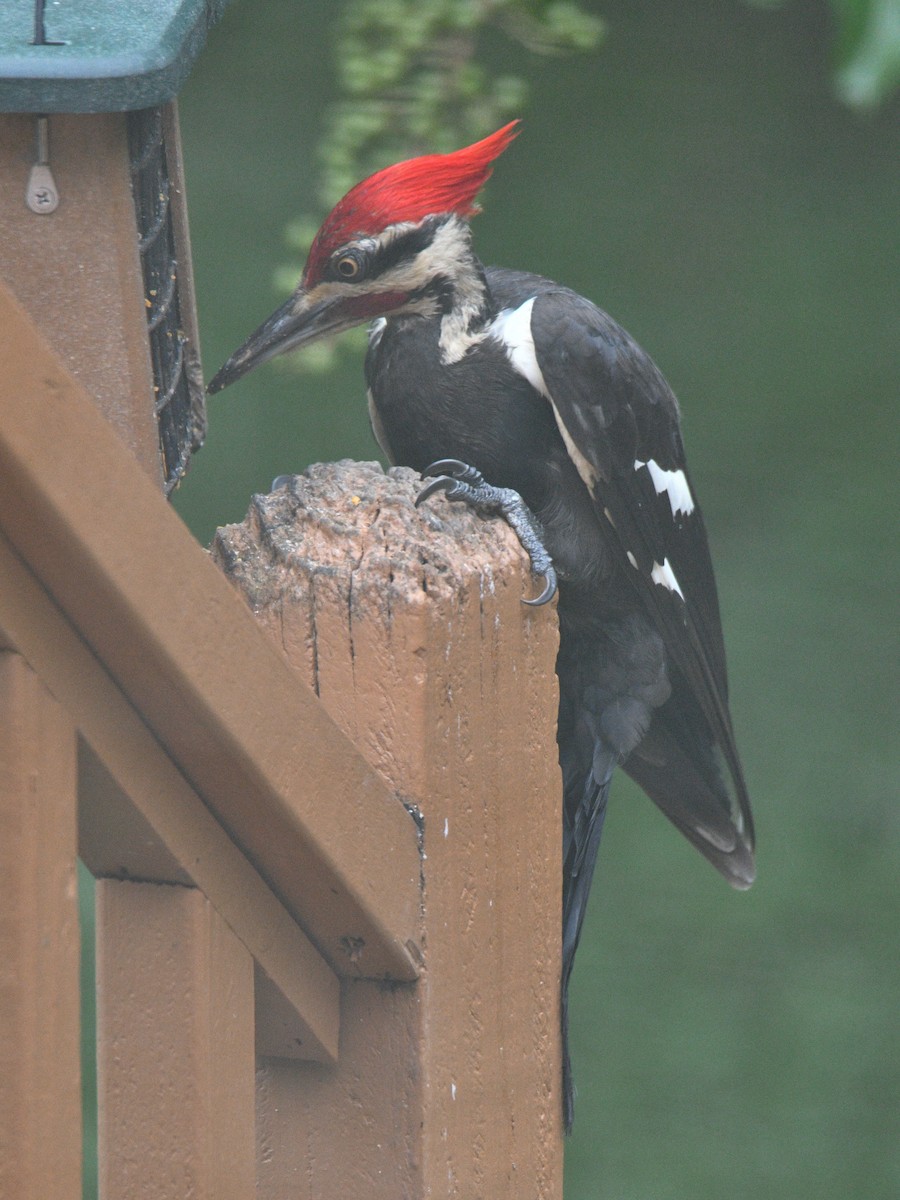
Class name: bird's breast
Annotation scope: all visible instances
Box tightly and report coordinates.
[365,314,627,602]
[366,315,554,487]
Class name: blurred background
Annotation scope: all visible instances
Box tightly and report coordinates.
[167,1,897,1196]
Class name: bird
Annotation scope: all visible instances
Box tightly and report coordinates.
[208,121,755,1132]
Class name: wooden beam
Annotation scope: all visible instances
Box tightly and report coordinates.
[96,881,256,1200]
[0,528,339,1064]
[0,278,421,981]
[0,652,81,1199]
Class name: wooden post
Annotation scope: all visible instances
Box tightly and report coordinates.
[0,651,81,1199]
[213,461,564,1198]
[95,880,256,1200]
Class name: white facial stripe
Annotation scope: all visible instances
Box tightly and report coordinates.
[428,218,482,298]
[430,219,492,362]
[651,557,685,600]
[307,217,478,311]
[328,216,485,365]
[634,459,695,518]
[307,263,431,306]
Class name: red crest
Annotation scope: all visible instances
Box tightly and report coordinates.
[304,121,520,284]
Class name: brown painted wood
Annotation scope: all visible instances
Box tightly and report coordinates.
[0,112,162,485]
[215,464,564,1198]
[0,279,421,982]
[0,527,339,1064]
[0,652,81,1198]
[96,880,255,1200]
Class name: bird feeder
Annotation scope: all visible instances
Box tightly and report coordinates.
[0,1,228,491]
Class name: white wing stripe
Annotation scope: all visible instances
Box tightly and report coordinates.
[491,297,599,489]
[651,557,685,600]
[494,303,689,607]
[635,459,695,518]
[490,297,549,396]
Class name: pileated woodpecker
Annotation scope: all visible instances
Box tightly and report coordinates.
[209,122,755,1131]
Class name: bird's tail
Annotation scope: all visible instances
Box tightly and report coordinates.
[561,761,613,1132]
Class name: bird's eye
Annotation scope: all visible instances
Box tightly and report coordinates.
[335,254,362,279]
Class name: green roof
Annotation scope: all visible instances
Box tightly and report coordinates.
[0,0,230,111]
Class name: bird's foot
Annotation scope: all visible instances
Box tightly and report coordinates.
[416,459,558,606]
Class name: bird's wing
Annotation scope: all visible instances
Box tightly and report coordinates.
[515,289,754,860]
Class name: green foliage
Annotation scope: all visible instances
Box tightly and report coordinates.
[278,0,604,373]
[748,0,900,108]
[830,0,900,107]
[324,0,603,202]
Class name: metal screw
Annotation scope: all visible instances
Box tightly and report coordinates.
[26,116,59,214]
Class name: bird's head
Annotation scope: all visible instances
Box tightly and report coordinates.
[207,121,519,393]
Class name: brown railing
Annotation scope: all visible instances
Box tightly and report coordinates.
[0,276,563,1197]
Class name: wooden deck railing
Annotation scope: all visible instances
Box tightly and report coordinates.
[0,279,563,1197]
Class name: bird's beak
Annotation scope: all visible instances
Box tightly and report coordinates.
[207,290,352,394]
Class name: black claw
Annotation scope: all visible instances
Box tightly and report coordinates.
[523,566,559,607]
[415,475,456,506]
[422,457,471,479]
[416,457,558,607]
